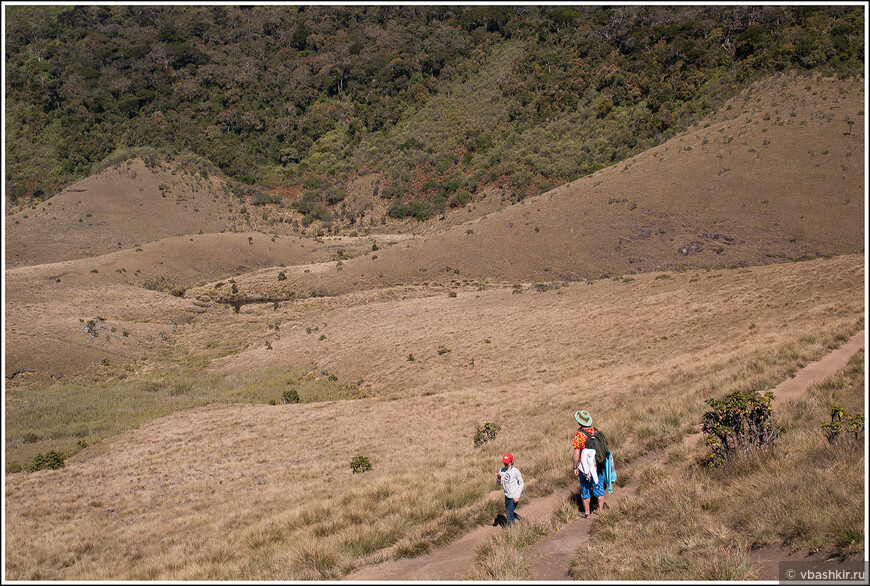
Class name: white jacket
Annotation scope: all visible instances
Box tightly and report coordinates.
[498,466,524,499]
[580,448,598,484]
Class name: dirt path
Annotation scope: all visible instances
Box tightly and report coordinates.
[346,330,865,581]
[527,329,865,581]
[524,447,662,580]
[346,488,572,580]
[768,332,866,407]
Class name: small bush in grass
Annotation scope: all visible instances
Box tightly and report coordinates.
[395,537,431,558]
[29,450,65,472]
[350,455,372,474]
[702,390,785,467]
[834,526,864,557]
[450,191,471,208]
[821,403,864,444]
[282,388,300,404]
[169,382,191,396]
[473,422,501,447]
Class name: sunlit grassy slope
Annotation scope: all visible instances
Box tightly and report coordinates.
[4,253,863,580]
[568,349,865,580]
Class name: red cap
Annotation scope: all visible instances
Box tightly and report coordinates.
[502,453,513,464]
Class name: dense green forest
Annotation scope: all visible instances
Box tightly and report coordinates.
[4,4,864,218]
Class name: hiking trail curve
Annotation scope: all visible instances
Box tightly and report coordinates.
[346,330,865,581]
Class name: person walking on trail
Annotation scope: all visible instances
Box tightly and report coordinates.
[572,410,606,518]
[496,453,524,526]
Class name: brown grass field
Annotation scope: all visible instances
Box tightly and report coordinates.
[3,72,866,580]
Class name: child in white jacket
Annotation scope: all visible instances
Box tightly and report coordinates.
[496,453,524,526]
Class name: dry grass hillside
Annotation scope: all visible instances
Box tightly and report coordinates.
[5,159,261,267]
[4,157,502,270]
[186,73,864,305]
[4,232,408,378]
[3,70,866,581]
[4,254,864,580]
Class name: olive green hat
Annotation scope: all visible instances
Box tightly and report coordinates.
[574,410,592,427]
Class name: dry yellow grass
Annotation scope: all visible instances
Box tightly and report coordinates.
[3,231,403,378]
[464,499,580,580]
[4,253,863,580]
[4,359,365,473]
[5,158,241,268]
[567,349,865,580]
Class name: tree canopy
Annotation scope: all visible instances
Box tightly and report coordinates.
[5,4,864,209]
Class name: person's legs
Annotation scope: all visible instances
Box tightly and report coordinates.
[593,473,606,512]
[579,474,592,517]
[505,496,516,525]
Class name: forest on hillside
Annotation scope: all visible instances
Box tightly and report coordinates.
[4,4,865,220]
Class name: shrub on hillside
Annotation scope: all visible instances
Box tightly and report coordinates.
[388,201,432,221]
[702,390,785,467]
[821,403,864,445]
[301,205,332,226]
[350,455,372,474]
[282,388,300,404]
[450,191,472,208]
[473,422,501,447]
[324,187,346,205]
[292,191,320,215]
[29,450,65,472]
[251,191,282,205]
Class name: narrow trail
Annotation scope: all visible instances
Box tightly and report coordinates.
[346,331,865,581]
[527,329,865,581]
[524,447,661,580]
[346,487,573,580]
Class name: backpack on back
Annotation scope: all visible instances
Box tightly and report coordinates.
[581,428,609,470]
